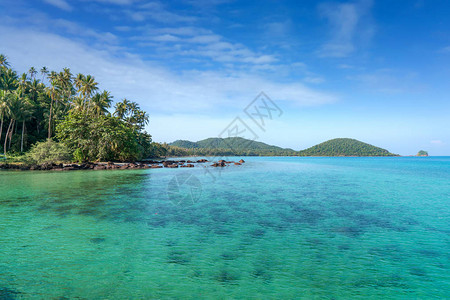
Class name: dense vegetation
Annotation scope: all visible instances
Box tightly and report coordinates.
[169,137,297,156]
[169,137,398,157]
[0,53,165,163]
[417,150,428,156]
[297,138,397,156]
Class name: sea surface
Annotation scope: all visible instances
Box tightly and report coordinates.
[1,157,449,299]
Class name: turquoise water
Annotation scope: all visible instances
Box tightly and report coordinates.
[1,157,449,299]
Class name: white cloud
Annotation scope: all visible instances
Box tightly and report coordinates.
[132,27,277,65]
[42,0,72,11]
[318,0,373,57]
[0,25,335,114]
[304,76,325,84]
[125,2,196,23]
[431,140,443,145]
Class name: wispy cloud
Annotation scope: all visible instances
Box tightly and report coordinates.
[132,26,277,66]
[125,2,196,23]
[431,140,443,145]
[347,69,423,94]
[0,25,336,116]
[318,0,374,58]
[42,0,72,11]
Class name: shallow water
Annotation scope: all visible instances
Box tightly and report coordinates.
[1,157,449,299]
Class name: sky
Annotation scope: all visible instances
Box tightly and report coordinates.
[1,0,449,155]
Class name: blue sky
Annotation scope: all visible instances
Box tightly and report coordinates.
[1,0,449,155]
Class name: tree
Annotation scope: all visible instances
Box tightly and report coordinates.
[114,99,149,130]
[79,74,98,110]
[3,92,22,155]
[40,66,48,82]
[28,67,37,80]
[0,54,163,159]
[0,90,7,152]
[17,97,33,152]
[46,78,60,139]
[0,54,9,68]
[0,68,18,92]
[91,90,113,116]
[56,112,141,162]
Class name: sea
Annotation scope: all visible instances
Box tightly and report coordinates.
[1,157,449,299]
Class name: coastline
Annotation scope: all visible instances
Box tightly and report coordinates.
[0,158,245,171]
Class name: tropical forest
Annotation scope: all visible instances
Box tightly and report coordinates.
[0,54,166,164]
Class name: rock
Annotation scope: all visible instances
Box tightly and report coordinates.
[168,164,179,168]
[151,165,163,168]
[197,159,208,163]
[234,162,242,165]
[94,165,106,170]
[239,159,245,163]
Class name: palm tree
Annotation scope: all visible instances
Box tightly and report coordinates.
[70,96,84,113]
[3,93,21,156]
[28,67,37,80]
[114,98,131,119]
[0,68,18,92]
[16,97,33,152]
[40,66,48,82]
[18,73,28,96]
[91,90,113,116]
[79,74,98,109]
[0,90,7,151]
[46,79,60,139]
[0,54,9,68]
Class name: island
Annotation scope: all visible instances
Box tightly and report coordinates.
[416,150,429,157]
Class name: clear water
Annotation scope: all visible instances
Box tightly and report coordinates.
[1,157,449,299]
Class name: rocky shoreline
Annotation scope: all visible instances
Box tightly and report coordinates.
[0,159,245,171]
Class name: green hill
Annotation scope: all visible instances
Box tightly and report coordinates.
[168,137,397,157]
[298,138,397,156]
[169,137,296,156]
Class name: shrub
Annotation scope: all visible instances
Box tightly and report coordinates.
[26,139,72,165]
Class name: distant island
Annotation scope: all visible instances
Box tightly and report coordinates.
[168,137,398,157]
[416,150,429,157]
[297,138,397,156]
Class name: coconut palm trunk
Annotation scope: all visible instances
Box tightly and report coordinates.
[4,119,12,156]
[48,97,53,139]
[9,119,15,149]
[0,113,3,151]
[21,120,25,152]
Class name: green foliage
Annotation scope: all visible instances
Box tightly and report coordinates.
[0,53,163,161]
[26,139,71,164]
[169,137,297,156]
[298,138,397,156]
[168,137,398,157]
[417,150,428,156]
[56,112,141,162]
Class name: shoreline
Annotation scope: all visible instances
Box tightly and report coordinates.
[0,159,245,171]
